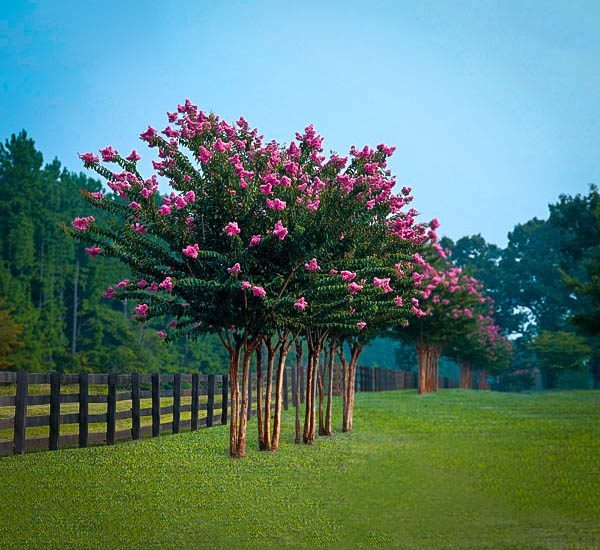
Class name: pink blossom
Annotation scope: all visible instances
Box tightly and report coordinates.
[329,269,339,275]
[174,196,187,210]
[373,277,392,293]
[251,286,266,298]
[394,296,403,307]
[198,146,213,163]
[348,282,363,294]
[294,297,308,311]
[341,270,357,282]
[266,198,286,211]
[411,306,426,317]
[156,331,167,339]
[167,320,177,327]
[116,279,130,288]
[89,192,104,199]
[129,201,141,210]
[249,234,261,247]
[184,190,196,203]
[272,220,288,240]
[411,297,419,307]
[126,150,141,161]
[140,126,157,142]
[260,182,273,196]
[159,205,172,216]
[182,243,200,258]
[133,223,146,235]
[224,221,241,236]
[85,246,101,257]
[134,303,149,318]
[159,277,174,292]
[214,138,232,152]
[137,280,147,288]
[240,281,252,290]
[357,321,367,330]
[227,263,241,276]
[305,258,321,271]
[102,286,115,299]
[100,146,118,161]
[72,216,94,231]
[306,200,320,211]
[79,152,99,165]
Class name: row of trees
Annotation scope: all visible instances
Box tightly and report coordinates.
[66,101,510,457]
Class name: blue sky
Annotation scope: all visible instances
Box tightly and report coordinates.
[1,0,598,245]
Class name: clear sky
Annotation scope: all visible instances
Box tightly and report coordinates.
[1,0,598,245]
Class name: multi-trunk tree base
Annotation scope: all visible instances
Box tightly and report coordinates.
[417,341,441,395]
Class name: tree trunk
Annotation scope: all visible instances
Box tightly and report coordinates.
[228,341,243,458]
[417,340,442,395]
[262,341,275,451]
[256,346,265,450]
[303,347,316,444]
[324,341,336,436]
[317,347,326,436]
[342,343,362,432]
[294,340,303,444]
[459,361,472,389]
[271,344,290,451]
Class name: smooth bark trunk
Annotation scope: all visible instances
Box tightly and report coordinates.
[324,341,336,436]
[459,361,472,389]
[342,343,362,432]
[417,340,442,395]
[294,340,303,443]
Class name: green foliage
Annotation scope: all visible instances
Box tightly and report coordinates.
[0,299,23,368]
[531,331,591,372]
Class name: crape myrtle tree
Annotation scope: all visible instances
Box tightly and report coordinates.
[393,239,491,394]
[65,100,424,457]
[447,311,511,389]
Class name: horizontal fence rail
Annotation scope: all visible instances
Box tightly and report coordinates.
[0,367,448,457]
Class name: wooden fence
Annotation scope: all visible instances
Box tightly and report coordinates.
[0,367,451,457]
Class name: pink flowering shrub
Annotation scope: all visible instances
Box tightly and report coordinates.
[66,99,436,456]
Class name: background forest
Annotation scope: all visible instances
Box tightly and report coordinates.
[0,131,597,388]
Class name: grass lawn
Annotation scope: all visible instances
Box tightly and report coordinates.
[0,390,598,548]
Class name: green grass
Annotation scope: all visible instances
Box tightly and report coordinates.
[0,390,598,548]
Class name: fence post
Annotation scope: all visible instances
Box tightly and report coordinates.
[79,372,89,448]
[131,373,140,440]
[221,374,228,425]
[191,373,199,431]
[107,373,117,445]
[49,372,61,451]
[13,370,28,455]
[152,373,160,437]
[172,373,181,434]
[283,367,289,411]
[206,374,215,427]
